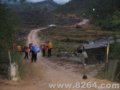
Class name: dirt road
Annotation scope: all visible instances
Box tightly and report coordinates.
[0,28,119,90]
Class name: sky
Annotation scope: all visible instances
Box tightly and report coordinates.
[27,0,70,4]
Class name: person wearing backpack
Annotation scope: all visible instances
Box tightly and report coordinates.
[31,44,40,62]
[31,50,37,62]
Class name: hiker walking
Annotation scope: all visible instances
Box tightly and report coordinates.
[17,44,22,52]
[76,46,88,65]
[82,47,88,65]
[29,43,33,56]
[76,47,85,65]
[31,51,37,62]
[76,46,88,79]
[24,45,30,59]
[30,44,40,62]
[47,41,53,57]
[42,41,47,57]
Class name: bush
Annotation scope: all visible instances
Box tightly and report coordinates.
[109,38,120,60]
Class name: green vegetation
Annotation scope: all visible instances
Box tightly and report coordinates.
[11,52,24,78]
[55,0,120,30]
[97,38,120,82]
[109,42,120,60]
[39,27,113,55]
[0,4,24,78]
[0,4,14,78]
[0,4,14,59]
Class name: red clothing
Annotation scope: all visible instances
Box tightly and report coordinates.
[26,46,30,52]
[42,43,47,50]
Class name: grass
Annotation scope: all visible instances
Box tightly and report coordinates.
[11,28,30,79]
[11,51,24,79]
[39,26,113,55]
[39,26,120,82]
[0,50,24,79]
[6,27,30,79]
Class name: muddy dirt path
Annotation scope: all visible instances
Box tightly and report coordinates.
[0,28,119,90]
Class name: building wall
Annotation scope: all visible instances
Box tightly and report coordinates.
[86,47,106,64]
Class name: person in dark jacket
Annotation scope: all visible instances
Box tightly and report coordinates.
[31,51,37,62]
[29,43,33,56]
[24,45,30,59]
[30,44,40,62]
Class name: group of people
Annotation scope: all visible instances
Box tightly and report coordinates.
[16,40,53,63]
[23,43,40,63]
[41,41,53,57]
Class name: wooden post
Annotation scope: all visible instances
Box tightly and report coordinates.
[106,41,110,63]
[105,40,110,73]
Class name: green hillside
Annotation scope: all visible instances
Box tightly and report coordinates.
[4,0,60,28]
[55,0,120,30]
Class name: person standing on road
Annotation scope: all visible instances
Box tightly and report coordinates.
[31,44,40,62]
[29,43,33,56]
[76,46,88,79]
[47,41,53,57]
[24,45,30,59]
[42,41,47,57]
[31,51,37,62]
[76,46,88,65]
[76,47,85,65]
[82,47,88,65]
[17,44,22,52]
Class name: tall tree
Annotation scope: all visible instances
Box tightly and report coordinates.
[0,4,15,58]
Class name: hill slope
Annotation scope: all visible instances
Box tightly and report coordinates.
[6,0,60,12]
[55,0,120,30]
[4,0,60,28]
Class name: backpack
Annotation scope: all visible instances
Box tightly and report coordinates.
[32,45,40,53]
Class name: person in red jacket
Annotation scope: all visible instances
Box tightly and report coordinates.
[47,41,53,57]
[42,41,47,57]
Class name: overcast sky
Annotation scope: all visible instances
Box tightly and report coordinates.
[27,0,70,4]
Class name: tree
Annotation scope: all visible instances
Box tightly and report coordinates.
[0,4,15,58]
